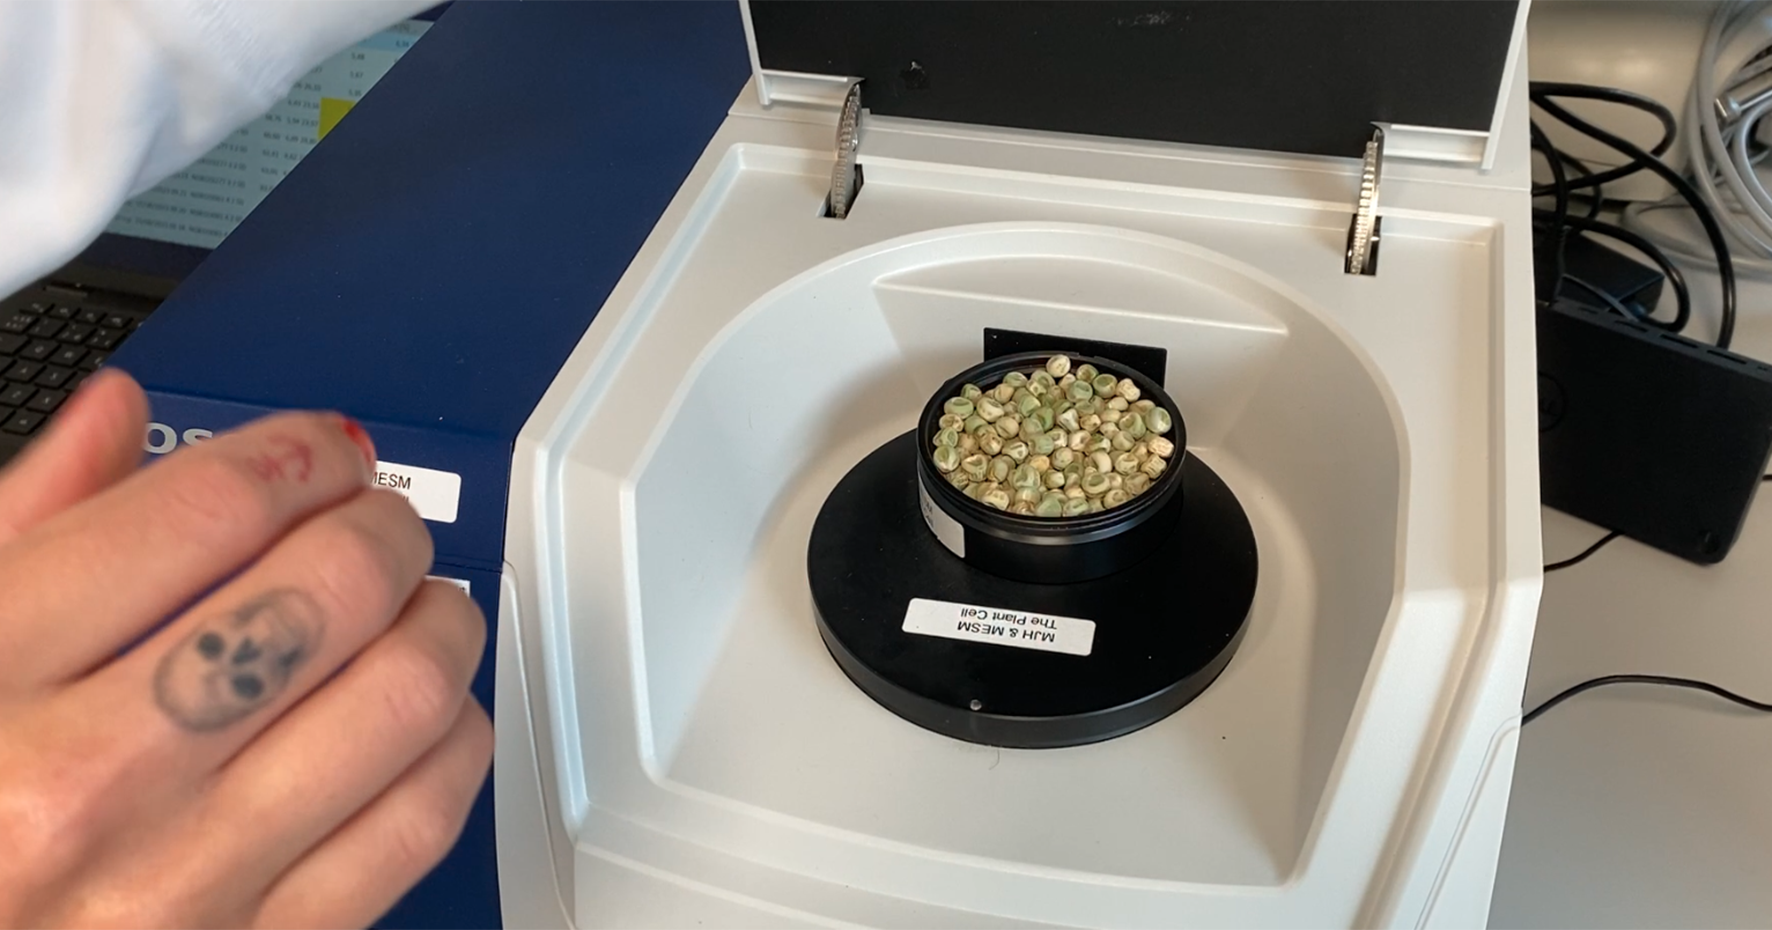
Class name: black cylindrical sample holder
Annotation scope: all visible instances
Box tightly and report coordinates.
[916,352,1189,585]
[810,432,1258,749]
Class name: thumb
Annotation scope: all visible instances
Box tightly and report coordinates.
[0,369,149,547]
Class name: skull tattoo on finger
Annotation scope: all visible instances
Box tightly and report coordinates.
[153,589,322,731]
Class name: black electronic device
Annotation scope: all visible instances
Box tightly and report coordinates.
[1533,230,1665,315]
[1537,299,1772,563]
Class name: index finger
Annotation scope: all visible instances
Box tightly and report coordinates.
[0,410,378,690]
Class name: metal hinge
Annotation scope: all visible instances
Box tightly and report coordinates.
[827,82,864,219]
[1344,125,1385,276]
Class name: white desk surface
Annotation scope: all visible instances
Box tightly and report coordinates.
[1490,266,1772,927]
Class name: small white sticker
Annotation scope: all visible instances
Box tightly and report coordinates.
[373,460,461,524]
[903,598,1095,657]
[427,575,471,596]
[919,477,966,557]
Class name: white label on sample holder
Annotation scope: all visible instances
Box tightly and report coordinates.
[903,598,1095,657]
[426,575,471,596]
[373,460,461,524]
[919,477,966,557]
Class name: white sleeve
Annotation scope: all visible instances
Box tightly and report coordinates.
[0,0,434,298]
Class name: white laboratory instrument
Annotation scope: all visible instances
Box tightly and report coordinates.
[492,3,1542,926]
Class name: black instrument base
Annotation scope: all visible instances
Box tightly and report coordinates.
[808,430,1259,749]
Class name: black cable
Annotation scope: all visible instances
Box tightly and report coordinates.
[1523,674,1772,726]
[1532,83,1737,350]
[1531,121,1572,305]
[1557,150,1605,221]
[1531,210,1693,332]
[1543,530,1621,572]
[1562,275,1644,319]
[1528,86,1677,199]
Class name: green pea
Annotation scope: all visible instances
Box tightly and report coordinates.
[1067,380,1095,404]
[1004,440,1031,462]
[1016,394,1042,417]
[960,453,990,480]
[935,428,960,448]
[963,481,986,501]
[1031,370,1056,390]
[1091,374,1117,398]
[966,415,989,435]
[1002,371,1028,389]
[947,469,971,490]
[1011,464,1041,490]
[1056,408,1080,433]
[995,415,1021,439]
[1121,411,1147,439]
[932,446,961,473]
[982,487,1011,510]
[1020,418,1042,442]
[1104,489,1130,508]
[1035,494,1066,517]
[1147,407,1173,435]
[976,397,1005,422]
[1030,406,1055,433]
[1075,363,1099,382]
[1031,432,1056,455]
[1082,472,1111,496]
[961,383,983,401]
[1063,496,1092,517]
[945,397,974,417]
[1045,469,1067,490]
[939,413,966,431]
[1046,355,1072,378]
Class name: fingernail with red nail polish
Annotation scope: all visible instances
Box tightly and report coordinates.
[340,416,377,472]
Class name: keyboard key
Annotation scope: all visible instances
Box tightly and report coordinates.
[3,410,45,435]
[33,366,72,389]
[23,301,50,315]
[48,305,74,320]
[57,323,92,344]
[75,308,103,325]
[50,346,85,368]
[2,314,32,334]
[5,362,41,382]
[0,334,26,356]
[26,390,64,414]
[2,384,37,408]
[27,319,63,339]
[87,329,120,350]
[21,340,57,361]
[80,352,107,371]
[102,313,131,330]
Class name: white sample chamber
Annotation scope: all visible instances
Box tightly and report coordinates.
[493,4,1542,926]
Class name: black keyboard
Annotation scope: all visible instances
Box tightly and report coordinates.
[0,283,159,465]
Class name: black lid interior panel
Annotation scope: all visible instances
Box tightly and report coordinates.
[749,1,1518,159]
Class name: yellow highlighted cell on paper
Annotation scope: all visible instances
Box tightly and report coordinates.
[318,98,356,140]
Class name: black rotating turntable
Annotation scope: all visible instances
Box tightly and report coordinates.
[807,334,1260,749]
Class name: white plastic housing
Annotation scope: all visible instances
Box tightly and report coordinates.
[494,64,1541,928]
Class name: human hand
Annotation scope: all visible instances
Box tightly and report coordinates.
[0,371,492,928]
